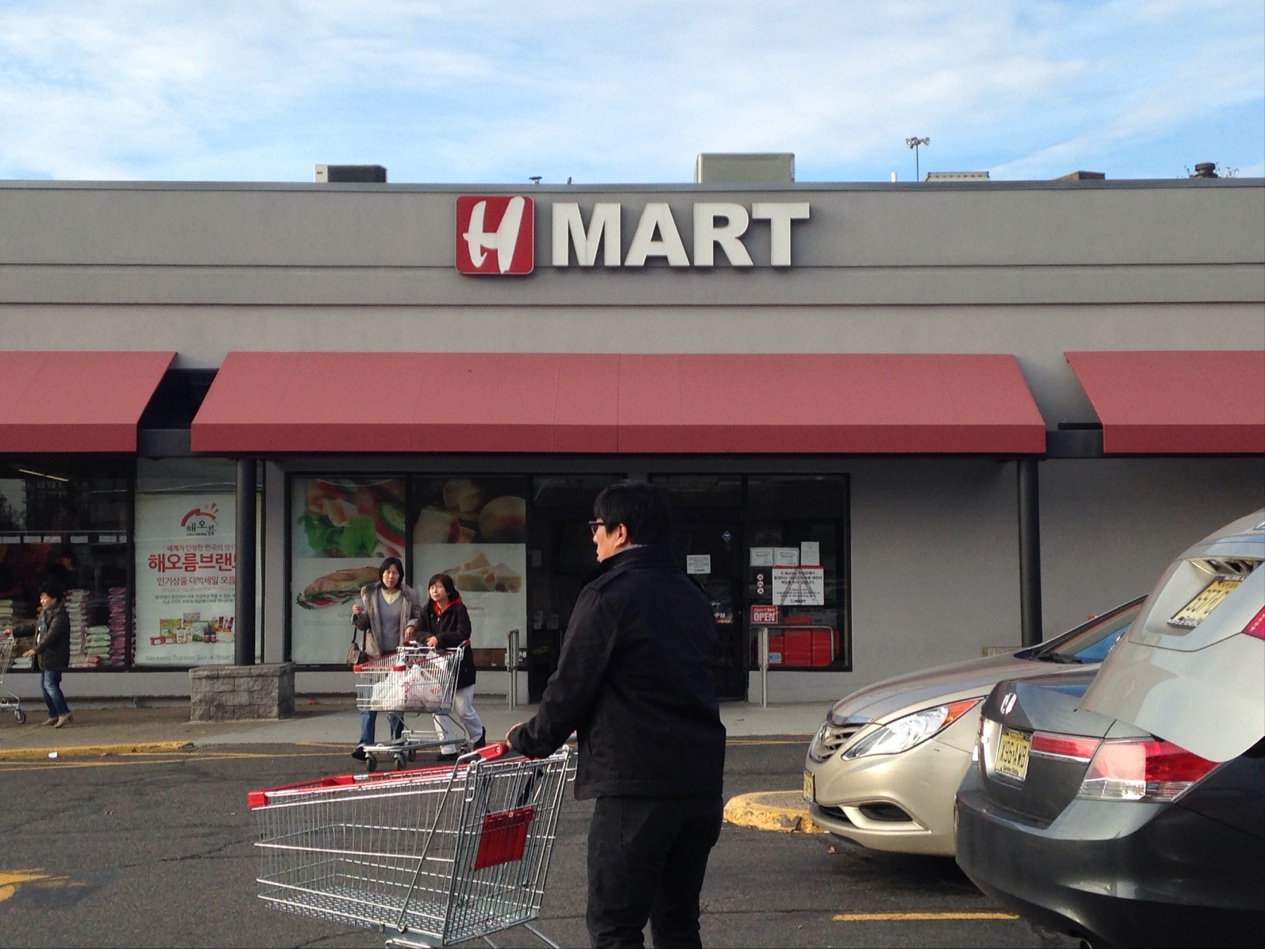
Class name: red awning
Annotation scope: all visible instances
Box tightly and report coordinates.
[0,351,175,452]
[1066,350,1265,454]
[191,352,1047,454]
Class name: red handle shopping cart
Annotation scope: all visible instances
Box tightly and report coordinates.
[247,742,574,948]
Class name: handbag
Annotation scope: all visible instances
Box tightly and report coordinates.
[346,631,368,669]
[346,625,381,668]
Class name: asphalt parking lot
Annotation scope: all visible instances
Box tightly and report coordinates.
[0,704,1078,948]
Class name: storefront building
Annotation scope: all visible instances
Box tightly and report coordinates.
[1,164,1262,705]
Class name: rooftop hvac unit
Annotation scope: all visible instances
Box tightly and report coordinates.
[314,164,388,183]
[695,153,795,184]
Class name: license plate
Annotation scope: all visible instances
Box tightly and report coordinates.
[996,728,1031,782]
[1169,576,1242,629]
[803,770,815,804]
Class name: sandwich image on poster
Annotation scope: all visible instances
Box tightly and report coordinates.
[415,543,526,651]
[294,564,379,610]
[442,550,523,593]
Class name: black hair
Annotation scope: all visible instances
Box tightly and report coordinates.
[593,479,672,546]
[37,578,66,601]
[427,573,459,600]
[378,557,405,584]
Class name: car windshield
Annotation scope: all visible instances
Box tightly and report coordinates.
[1020,597,1145,665]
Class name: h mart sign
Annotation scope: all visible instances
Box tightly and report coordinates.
[456,195,810,275]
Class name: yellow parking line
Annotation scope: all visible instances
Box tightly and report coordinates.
[834,911,1019,921]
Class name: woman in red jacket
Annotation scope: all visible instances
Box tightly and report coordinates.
[420,573,486,762]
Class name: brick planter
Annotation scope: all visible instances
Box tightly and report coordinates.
[189,663,295,722]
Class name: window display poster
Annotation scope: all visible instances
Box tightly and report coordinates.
[411,474,528,652]
[291,477,405,665]
[134,493,236,666]
[414,543,526,652]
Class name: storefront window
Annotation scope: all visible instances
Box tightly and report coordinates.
[134,459,241,668]
[290,476,407,665]
[0,460,130,670]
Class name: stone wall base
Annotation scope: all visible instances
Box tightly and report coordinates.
[189,663,295,721]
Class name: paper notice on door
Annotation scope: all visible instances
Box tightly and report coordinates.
[772,566,824,605]
[686,554,711,575]
[800,541,820,566]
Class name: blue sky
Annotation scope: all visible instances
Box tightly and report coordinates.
[1,0,1261,185]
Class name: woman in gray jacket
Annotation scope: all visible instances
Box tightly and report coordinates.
[350,556,422,759]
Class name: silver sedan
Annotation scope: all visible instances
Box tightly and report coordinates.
[802,596,1143,856]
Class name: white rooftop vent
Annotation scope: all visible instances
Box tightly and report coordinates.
[695,153,795,184]
[924,170,990,181]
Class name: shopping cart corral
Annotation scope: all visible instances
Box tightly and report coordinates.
[355,643,468,772]
[1,635,25,724]
[248,743,574,948]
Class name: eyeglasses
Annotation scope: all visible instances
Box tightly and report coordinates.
[588,520,605,535]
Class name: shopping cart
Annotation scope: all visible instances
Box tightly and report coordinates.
[0,635,26,724]
[355,643,468,772]
[248,743,574,948]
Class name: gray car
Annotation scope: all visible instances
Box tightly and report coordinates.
[955,508,1265,947]
[802,596,1143,856]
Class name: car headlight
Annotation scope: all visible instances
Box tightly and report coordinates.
[842,698,981,759]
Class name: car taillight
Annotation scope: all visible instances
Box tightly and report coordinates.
[1077,738,1218,802]
[1030,732,1098,760]
[1243,605,1265,640]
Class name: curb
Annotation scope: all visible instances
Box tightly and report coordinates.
[0,741,194,760]
[724,790,820,834]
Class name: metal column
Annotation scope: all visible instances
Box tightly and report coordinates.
[234,457,257,666]
[1018,458,1043,647]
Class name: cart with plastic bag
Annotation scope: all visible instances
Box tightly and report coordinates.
[355,643,468,771]
[248,743,574,948]
[0,634,25,724]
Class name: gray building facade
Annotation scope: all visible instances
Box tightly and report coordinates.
[1,172,1262,705]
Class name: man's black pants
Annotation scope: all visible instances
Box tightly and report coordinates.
[586,794,724,948]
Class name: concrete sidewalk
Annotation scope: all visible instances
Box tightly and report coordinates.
[0,696,828,760]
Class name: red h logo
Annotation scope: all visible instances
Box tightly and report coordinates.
[455,195,535,274]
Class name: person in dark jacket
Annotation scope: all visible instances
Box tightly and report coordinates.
[507,479,726,949]
[4,578,74,727]
[420,572,486,762]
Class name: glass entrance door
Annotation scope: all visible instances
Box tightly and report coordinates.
[671,519,747,700]
[655,475,748,701]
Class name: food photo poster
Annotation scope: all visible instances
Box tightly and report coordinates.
[291,477,527,662]
[411,477,526,653]
[291,477,405,664]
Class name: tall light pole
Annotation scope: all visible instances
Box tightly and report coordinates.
[905,136,930,181]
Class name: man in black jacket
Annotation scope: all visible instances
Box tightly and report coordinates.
[508,480,726,949]
[4,578,73,727]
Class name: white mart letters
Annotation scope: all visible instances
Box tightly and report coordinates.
[551,201,809,268]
